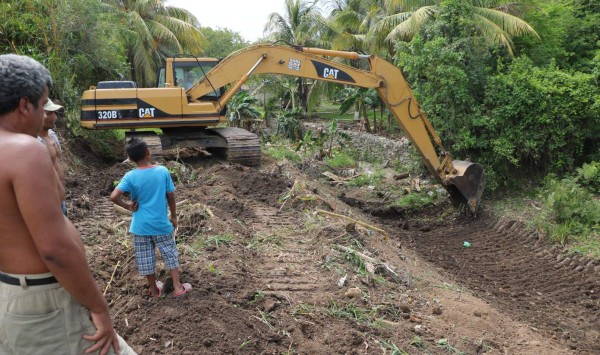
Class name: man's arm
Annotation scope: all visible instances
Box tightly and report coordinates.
[12,142,119,354]
[167,192,177,229]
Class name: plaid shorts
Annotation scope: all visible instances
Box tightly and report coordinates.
[133,233,180,276]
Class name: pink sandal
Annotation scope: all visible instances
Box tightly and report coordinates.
[148,281,164,298]
[174,283,192,297]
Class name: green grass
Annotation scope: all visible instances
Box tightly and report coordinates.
[379,339,409,355]
[392,191,437,211]
[207,263,222,275]
[206,234,233,247]
[342,248,369,275]
[245,233,283,251]
[437,338,464,354]
[564,232,600,258]
[348,170,384,187]
[325,152,357,168]
[250,290,266,302]
[292,303,314,316]
[264,145,302,163]
[325,299,371,323]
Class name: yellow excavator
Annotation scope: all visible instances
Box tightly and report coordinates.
[80,44,485,212]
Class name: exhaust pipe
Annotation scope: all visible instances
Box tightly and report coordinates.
[444,160,485,213]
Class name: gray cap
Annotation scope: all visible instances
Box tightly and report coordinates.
[44,99,63,111]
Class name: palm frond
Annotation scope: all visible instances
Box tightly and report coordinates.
[146,20,182,53]
[370,12,412,36]
[474,7,539,39]
[334,11,362,31]
[385,0,439,13]
[473,13,514,56]
[384,6,436,42]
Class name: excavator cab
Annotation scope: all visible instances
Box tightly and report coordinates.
[158,57,222,97]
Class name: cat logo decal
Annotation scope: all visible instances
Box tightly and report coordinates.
[310,60,355,83]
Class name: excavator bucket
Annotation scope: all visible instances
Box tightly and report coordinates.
[445,160,485,213]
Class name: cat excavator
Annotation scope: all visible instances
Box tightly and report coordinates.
[80,44,485,212]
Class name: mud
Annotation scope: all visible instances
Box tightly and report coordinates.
[402,213,600,353]
[63,145,600,354]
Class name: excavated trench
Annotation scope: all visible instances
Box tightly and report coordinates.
[365,206,600,354]
[327,126,600,353]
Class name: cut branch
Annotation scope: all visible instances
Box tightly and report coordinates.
[316,209,388,240]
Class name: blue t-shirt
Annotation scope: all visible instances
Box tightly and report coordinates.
[116,165,175,236]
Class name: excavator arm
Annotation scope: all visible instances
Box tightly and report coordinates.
[188,44,484,212]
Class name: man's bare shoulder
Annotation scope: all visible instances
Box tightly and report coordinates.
[0,131,43,147]
[0,132,51,171]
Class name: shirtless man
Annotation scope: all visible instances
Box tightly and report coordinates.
[39,98,67,215]
[0,54,135,354]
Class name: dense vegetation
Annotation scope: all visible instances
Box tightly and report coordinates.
[1,0,598,249]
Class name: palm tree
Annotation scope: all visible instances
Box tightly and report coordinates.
[102,0,204,86]
[264,0,323,45]
[264,0,324,114]
[324,0,385,53]
[371,0,539,56]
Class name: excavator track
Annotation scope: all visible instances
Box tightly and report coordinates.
[211,127,261,166]
[126,128,261,166]
[124,132,163,162]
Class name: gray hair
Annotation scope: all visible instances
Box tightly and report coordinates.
[0,54,52,116]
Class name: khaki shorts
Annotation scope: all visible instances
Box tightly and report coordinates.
[0,272,136,355]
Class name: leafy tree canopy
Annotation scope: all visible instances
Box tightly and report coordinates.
[199,27,249,58]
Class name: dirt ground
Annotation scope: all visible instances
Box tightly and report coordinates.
[64,135,599,354]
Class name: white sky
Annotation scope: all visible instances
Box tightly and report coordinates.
[166,0,287,42]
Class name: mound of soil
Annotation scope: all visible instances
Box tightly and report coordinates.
[64,141,598,354]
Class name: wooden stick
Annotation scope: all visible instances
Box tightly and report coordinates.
[103,261,121,295]
[375,318,400,327]
[316,209,388,240]
[203,204,214,218]
[334,244,404,284]
[279,180,298,212]
[99,224,114,233]
[114,205,132,216]
[334,244,377,263]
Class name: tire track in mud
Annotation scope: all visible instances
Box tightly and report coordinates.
[406,215,600,354]
[72,198,122,234]
[242,201,324,300]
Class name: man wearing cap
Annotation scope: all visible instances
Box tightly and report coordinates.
[0,54,136,354]
[39,98,67,215]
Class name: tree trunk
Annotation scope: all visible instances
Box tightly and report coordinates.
[361,103,371,133]
[298,78,308,115]
[372,107,377,133]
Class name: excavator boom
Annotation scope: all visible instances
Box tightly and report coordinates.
[80,44,485,212]
[188,45,485,211]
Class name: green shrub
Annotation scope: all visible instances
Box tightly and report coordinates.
[537,176,600,244]
[276,108,302,141]
[576,161,600,193]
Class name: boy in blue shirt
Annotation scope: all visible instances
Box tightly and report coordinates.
[110,138,192,297]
